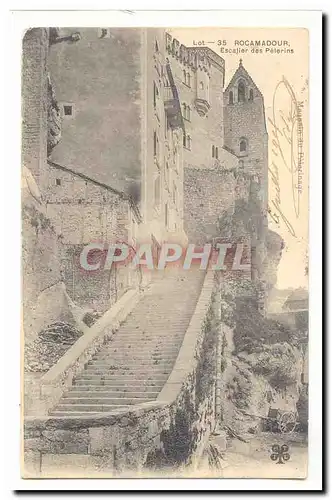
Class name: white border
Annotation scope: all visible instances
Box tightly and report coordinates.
[3,5,323,494]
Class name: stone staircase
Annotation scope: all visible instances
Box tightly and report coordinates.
[49,269,205,416]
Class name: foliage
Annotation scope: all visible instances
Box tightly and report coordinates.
[217,196,263,242]
[195,299,219,407]
[246,343,298,389]
[233,297,297,354]
[226,365,253,409]
[149,389,198,468]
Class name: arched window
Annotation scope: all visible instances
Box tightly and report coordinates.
[187,106,191,121]
[212,145,215,158]
[215,147,219,160]
[187,135,191,150]
[229,91,233,105]
[240,138,247,153]
[183,70,187,85]
[238,80,246,102]
[187,72,191,87]
[182,103,187,119]
[249,89,254,101]
[199,81,204,90]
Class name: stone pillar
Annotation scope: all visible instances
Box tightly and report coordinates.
[22,28,49,193]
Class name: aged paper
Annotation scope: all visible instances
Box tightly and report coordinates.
[22,22,310,480]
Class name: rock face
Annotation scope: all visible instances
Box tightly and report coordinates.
[22,166,77,344]
[47,74,61,156]
[262,230,285,292]
[216,278,303,436]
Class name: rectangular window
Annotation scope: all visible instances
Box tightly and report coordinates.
[56,178,61,186]
[63,105,73,116]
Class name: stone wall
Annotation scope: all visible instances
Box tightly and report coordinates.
[165,35,226,170]
[48,28,142,198]
[44,162,141,309]
[183,166,253,245]
[22,167,77,344]
[22,28,49,192]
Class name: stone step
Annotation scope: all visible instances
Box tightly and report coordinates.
[84,362,171,370]
[59,396,154,405]
[80,370,170,378]
[110,330,185,347]
[48,411,108,417]
[117,325,189,331]
[64,390,159,399]
[72,381,165,389]
[90,358,176,365]
[87,360,173,368]
[54,403,139,412]
[108,340,183,348]
[82,363,173,375]
[108,334,183,339]
[91,352,176,359]
[118,322,191,330]
[73,377,168,385]
[74,372,170,381]
[80,370,171,379]
[93,352,177,360]
[100,347,179,353]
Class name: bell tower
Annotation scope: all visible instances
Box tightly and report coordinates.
[223,60,269,295]
[223,59,268,211]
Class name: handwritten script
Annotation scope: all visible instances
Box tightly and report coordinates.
[268,76,304,237]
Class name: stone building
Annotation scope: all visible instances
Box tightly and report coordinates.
[48,27,186,250]
[22,27,269,316]
[164,33,268,285]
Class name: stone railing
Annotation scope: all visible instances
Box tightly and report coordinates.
[24,270,218,477]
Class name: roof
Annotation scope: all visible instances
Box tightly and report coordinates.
[224,59,263,96]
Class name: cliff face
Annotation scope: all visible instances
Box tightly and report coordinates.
[217,278,303,436]
[261,230,285,293]
[22,167,76,344]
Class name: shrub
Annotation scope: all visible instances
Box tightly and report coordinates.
[249,343,298,389]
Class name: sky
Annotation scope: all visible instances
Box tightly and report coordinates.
[169,27,309,290]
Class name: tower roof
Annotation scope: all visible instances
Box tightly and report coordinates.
[225,59,263,96]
